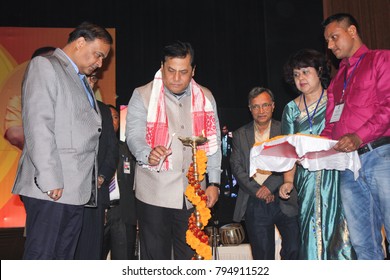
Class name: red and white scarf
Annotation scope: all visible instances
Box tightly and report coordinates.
[146,69,218,171]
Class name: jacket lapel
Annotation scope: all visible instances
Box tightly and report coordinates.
[269,119,281,138]
[243,121,255,171]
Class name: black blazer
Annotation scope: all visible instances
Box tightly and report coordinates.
[221,134,233,158]
[97,101,119,208]
[116,141,137,225]
[230,120,299,221]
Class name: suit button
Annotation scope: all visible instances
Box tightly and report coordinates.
[98,128,102,132]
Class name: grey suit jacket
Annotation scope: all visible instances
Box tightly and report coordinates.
[12,48,102,205]
[230,120,298,221]
[126,81,221,209]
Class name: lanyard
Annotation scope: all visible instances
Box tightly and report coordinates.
[303,88,324,134]
[340,53,366,102]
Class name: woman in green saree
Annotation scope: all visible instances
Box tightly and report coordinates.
[279,49,356,260]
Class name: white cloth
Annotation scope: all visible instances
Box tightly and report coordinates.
[217,227,281,260]
[250,134,361,180]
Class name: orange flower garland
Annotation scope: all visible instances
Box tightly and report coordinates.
[185,149,212,260]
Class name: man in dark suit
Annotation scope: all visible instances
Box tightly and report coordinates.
[221,124,234,196]
[74,75,119,259]
[102,105,137,260]
[230,87,299,260]
[213,124,236,226]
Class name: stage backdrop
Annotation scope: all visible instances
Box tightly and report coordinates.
[0,27,116,228]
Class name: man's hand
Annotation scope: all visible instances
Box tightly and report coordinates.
[97,175,105,188]
[264,194,275,204]
[333,133,363,153]
[279,182,294,200]
[46,188,63,201]
[256,185,274,204]
[256,185,271,200]
[148,145,172,166]
[205,185,219,208]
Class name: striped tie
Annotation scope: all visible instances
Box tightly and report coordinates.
[109,176,116,193]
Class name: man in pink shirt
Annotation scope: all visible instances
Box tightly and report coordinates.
[321,13,390,259]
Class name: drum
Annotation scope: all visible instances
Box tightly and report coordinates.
[219,223,245,246]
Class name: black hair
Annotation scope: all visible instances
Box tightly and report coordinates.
[248,87,274,105]
[31,46,56,59]
[322,13,361,36]
[283,49,331,91]
[161,40,195,68]
[67,21,113,45]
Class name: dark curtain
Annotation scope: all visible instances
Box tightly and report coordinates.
[1,0,324,129]
[323,0,390,74]
[117,0,325,128]
[323,0,390,50]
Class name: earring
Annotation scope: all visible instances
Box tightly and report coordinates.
[318,67,323,76]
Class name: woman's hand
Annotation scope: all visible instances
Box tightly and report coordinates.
[279,182,294,199]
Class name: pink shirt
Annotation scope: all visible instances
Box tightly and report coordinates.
[321,45,390,145]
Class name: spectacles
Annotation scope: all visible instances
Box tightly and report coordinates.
[249,103,273,111]
[87,75,99,83]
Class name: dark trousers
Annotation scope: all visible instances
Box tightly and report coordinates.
[245,196,299,260]
[22,196,84,259]
[103,206,137,260]
[136,199,194,260]
[74,204,106,259]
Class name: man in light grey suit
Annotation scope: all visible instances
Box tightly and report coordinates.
[126,41,221,260]
[12,22,113,259]
[230,87,299,260]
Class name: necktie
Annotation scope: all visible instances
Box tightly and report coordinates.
[80,75,96,109]
[223,136,227,156]
[109,176,116,193]
[109,172,120,200]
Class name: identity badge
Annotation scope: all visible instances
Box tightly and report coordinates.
[124,157,130,174]
[330,103,344,123]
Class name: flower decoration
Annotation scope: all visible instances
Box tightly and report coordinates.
[185,149,212,260]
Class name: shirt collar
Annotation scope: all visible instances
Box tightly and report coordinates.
[57,49,80,75]
[341,44,369,67]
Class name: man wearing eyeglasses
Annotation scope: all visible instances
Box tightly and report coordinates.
[230,87,299,260]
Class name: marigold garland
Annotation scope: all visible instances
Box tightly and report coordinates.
[185,149,212,260]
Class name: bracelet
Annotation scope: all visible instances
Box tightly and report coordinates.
[208,182,220,188]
